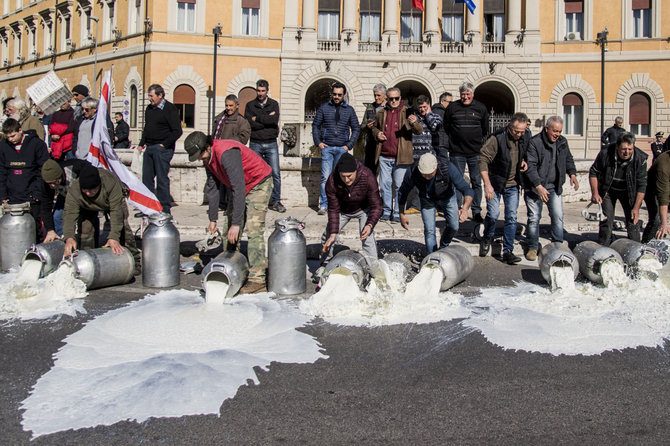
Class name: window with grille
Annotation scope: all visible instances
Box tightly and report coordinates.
[562,93,583,136]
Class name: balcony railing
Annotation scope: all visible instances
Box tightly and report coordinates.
[317,39,341,52]
[482,42,504,54]
[440,41,464,53]
[399,42,422,53]
[358,41,382,52]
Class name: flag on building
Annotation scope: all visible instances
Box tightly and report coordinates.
[87,71,163,215]
[412,0,424,11]
[456,0,477,14]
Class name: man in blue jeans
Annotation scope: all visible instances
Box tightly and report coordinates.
[312,81,360,215]
[245,79,285,213]
[397,153,473,254]
[523,116,578,261]
[479,113,529,264]
[139,84,182,215]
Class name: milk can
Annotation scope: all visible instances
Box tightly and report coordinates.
[142,212,180,288]
[420,245,474,291]
[21,240,66,278]
[321,249,370,289]
[381,252,412,280]
[61,247,135,290]
[537,242,579,286]
[0,202,36,271]
[268,217,306,295]
[610,238,661,272]
[573,240,624,284]
[201,251,249,300]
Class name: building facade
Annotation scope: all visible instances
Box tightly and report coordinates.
[0,0,668,204]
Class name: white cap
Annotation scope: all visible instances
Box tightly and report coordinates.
[418,153,438,174]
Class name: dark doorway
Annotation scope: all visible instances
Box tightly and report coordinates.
[304,78,348,122]
[474,81,515,134]
[394,80,431,113]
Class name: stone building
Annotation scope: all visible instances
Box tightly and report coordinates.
[0,0,668,206]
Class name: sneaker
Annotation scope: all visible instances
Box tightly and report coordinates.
[240,279,267,294]
[317,207,327,216]
[503,251,522,265]
[479,237,491,257]
[472,213,484,224]
[525,249,538,261]
[269,201,287,213]
[380,215,390,221]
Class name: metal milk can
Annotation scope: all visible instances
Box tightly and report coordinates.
[0,202,36,271]
[381,252,412,280]
[537,242,579,286]
[321,249,370,289]
[610,238,661,272]
[268,217,306,295]
[142,212,180,288]
[61,247,135,290]
[201,250,249,298]
[420,245,474,291]
[573,240,624,284]
[21,240,66,278]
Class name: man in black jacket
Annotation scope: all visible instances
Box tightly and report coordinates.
[139,84,183,215]
[523,116,578,261]
[0,119,50,240]
[589,132,648,246]
[245,79,284,213]
[113,112,130,148]
[445,82,489,223]
[601,117,626,148]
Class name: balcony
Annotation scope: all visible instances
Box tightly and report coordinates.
[482,42,504,54]
[440,41,464,53]
[399,42,422,53]
[358,41,382,52]
[317,40,341,52]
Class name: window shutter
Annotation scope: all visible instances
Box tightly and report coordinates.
[241,0,260,8]
[632,0,651,9]
[319,0,340,12]
[484,0,504,14]
[180,0,196,3]
[629,93,650,125]
[562,93,583,106]
[174,85,195,105]
[564,0,583,14]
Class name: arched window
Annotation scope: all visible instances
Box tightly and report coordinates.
[238,86,257,116]
[629,92,650,137]
[129,85,138,128]
[173,84,195,128]
[562,93,583,135]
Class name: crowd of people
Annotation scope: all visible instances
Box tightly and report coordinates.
[2,78,670,293]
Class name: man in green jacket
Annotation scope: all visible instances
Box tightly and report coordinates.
[62,165,140,272]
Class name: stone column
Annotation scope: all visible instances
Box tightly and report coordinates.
[301,0,317,51]
[341,0,358,52]
[505,0,522,54]
[524,0,541,55]
[283,0,299,51]
[423,0,440,54]
[464,0,481,56]
[382,0,399,54]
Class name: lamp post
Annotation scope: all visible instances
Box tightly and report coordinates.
[211,24,222,135]
[596,27,608,138]
[90,16,99,96]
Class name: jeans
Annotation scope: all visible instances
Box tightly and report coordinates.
[321,208,377,263]
[524,187,564,251]
[319,145,347,209]
[53,194,65,236]
[599,190,640,246]
[642,193,659,243]
[142,144,174,214]
[250,141,281,205]
[420,194,460,254]
[378,156,410,220]
[450,155,482,215]
[484,186,519,254]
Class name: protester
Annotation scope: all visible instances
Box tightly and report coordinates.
[5,98,45,141]
[185,131,272,293]
[601,116,625,148]
[113,112,130,148]
[651,131,665,163]
[642,150,670,242]
[398,152,473,254]
[361,84,387,175]
[71,84,89,122]
[431,92,453,155]
[589,132,647,246]
[72,97,114,160]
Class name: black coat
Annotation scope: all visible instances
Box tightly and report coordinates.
[113,119,130,148]
[589,143,648,208]
[0,130,50,203]
[524,131,577,195]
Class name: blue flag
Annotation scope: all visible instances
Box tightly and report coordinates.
[455,0,476,14]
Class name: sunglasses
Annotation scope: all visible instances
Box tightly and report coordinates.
[83,108,92,112]
[388,97,400,101]
[332,93,343,97]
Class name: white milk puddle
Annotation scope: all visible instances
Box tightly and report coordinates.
[21,289,326,438]
[464,277,670,356]
[0,263,87,320]
[600,259,627,287]
[204,272,230,305]
[300,261,471,327]
[549,264,575,291]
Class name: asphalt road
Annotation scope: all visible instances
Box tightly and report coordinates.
[2,251,670,445]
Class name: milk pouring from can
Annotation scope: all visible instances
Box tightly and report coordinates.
[420,245,474,291]
[321,249,370,289]
[201,251,249,301]
[142,212,180,288]
[573,240,624,284]
[0,202,36,271]
[60,248,135,290]
[537,242,579,286]
[610,238,661,273]
[21,240,66,278]
[268,217,306,295]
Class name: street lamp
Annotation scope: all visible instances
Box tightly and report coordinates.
[596,27,608,138]
[211,24,222,135]
[90,16,99,96]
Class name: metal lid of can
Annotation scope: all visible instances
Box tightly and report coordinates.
[5,201,32,215]
[274,216,305,232]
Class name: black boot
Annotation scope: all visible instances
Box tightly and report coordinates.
[502,250,522,265]
[479,237,491,257]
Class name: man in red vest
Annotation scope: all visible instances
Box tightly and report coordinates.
[185,131,272,293]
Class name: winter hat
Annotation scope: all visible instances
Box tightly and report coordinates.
[41,159,64,183]
[72,84,89,97]
[418,153,438,174]
[184,131,209,162]
[79,165,101,190]
[337,153,357,173]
